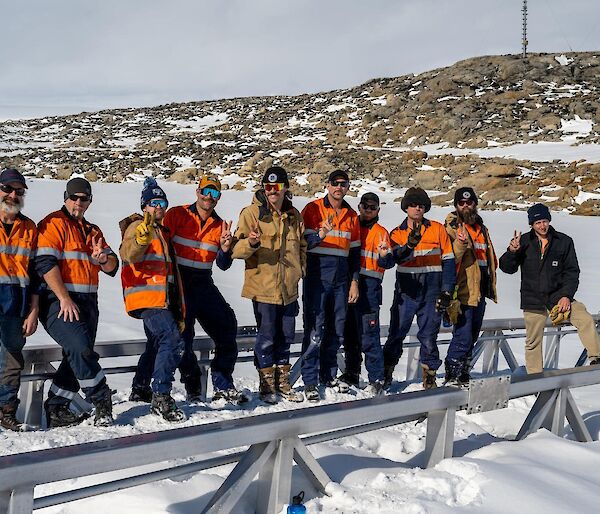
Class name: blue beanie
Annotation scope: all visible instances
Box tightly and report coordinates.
[527,203,551,225]
[140,177,167,210]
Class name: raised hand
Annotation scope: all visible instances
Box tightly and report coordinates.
[457,223,468,245]
[91,234,108,264]
[377,238,391,258]
[135,211,155,246]
[318,214,334,239]
[407,222,422,249]
[509,230,521,252]
[220,220,233,252]
[248,217,261,246]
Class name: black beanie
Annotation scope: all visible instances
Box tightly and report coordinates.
[527,203,551,225]
[453,187,478,206]
[360,192,380,205]
[262,166,289,186]
[401,187,431,212]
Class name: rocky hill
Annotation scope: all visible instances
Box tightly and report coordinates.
[2,51,600,214]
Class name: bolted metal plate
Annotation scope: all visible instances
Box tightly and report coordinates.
[467,374,511,414]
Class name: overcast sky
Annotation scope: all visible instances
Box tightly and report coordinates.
[1,0,599,120]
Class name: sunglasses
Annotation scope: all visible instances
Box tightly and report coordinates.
[0,184,26,196]
[407,203,425,209]
[264,182,285,193]
[360,203,379,211]
[199,187,221,199]
[68,194,92,203]
[457,199,475,206]
[147,199,168,209]
[330,180,349,188]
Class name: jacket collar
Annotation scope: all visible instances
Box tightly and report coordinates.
[254,190,295,220]
[360,215,379,228]
[528,225,557,241]
[187,202,222,223]
[323,194,351,211]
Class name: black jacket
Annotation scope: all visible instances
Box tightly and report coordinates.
[499,226,580,311]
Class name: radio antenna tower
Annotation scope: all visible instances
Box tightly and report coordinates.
[522,0,528,58]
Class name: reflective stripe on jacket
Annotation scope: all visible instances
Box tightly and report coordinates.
[119,213,185,319]
[163,204,222,271]
[0,214,38,317]
[360,221,390,281]
[36,208,114,294]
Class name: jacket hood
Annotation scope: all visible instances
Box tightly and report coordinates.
[119,213,143,238]
[252,189,294,220]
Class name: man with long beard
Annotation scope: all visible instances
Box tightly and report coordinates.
[444,187,497,386]
[0,169,39,431]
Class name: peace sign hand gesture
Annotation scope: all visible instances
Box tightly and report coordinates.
[91,234,108,265]
[248,217,261,247]
[220,220,233,252]
[509,230,521,253]
[457,223,468,245]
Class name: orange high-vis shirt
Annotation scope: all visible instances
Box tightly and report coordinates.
[360,222,390,280]
[302,197,360,257]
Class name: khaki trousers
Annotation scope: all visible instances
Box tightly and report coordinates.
[523,301,600,374]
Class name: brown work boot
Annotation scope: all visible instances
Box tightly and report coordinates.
[421,364,438,390]
[0,403,22,432]
[274,364,303,402]
[258,366,278,404]
[383,364,395,390]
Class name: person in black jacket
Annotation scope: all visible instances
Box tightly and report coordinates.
[499,203,600,373]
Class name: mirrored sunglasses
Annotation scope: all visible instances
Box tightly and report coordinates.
[199,187,221,199]
[360,203,379,211]
[68,194,92,203]
[330,180,349,188]
[148,199,168,209]
[264,182,285,192]
[0,184,26,196]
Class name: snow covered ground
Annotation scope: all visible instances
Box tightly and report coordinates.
[2,178,600,513]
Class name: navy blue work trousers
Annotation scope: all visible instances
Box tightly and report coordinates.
[301,276,348,386]
[0,316,26,406]
[383,292,442,371]
[446,299,486,374]
[253,300,298,369]
[39,292,110,406]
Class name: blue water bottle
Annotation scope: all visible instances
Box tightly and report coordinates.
[288,491,306,513]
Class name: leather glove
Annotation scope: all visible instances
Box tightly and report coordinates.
[435,291,453,313]
[135,212,155,246]
[407,222,422,249]
[549,304,570,326]
[177,319,186,333]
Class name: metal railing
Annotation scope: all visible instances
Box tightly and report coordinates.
[18,316,598,427]
[2,364,600,514]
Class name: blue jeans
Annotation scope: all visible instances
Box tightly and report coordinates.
[446,299,486,375]
[383,292,442,370]
[132,309,184,394]
[40,293,110,406]
[0,316,26,406]
[301,276,348,386]
[253,301,298,369]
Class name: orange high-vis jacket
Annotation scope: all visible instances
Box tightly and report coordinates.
[163,204,223,271]
[0,214,38,317]
[390,219,454,274]
[464,224,489,268]
[119,214,184,319]
[360,222,390,281]
[36,208,114,294]
[302,197,360,258]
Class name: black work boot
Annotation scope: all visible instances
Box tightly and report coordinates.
[338,371,360,387]
[0,403,23,432]
[44,399,89,429]
[93,396,114,427]
[129,386,153,403]
[383,365,395,390]
[151,393,187,422]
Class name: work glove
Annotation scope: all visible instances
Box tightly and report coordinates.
[177,319,186,333]
[406,222,422,249]
[435,291,453,313]
[549,304,570,326]
[135,212,155,246]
